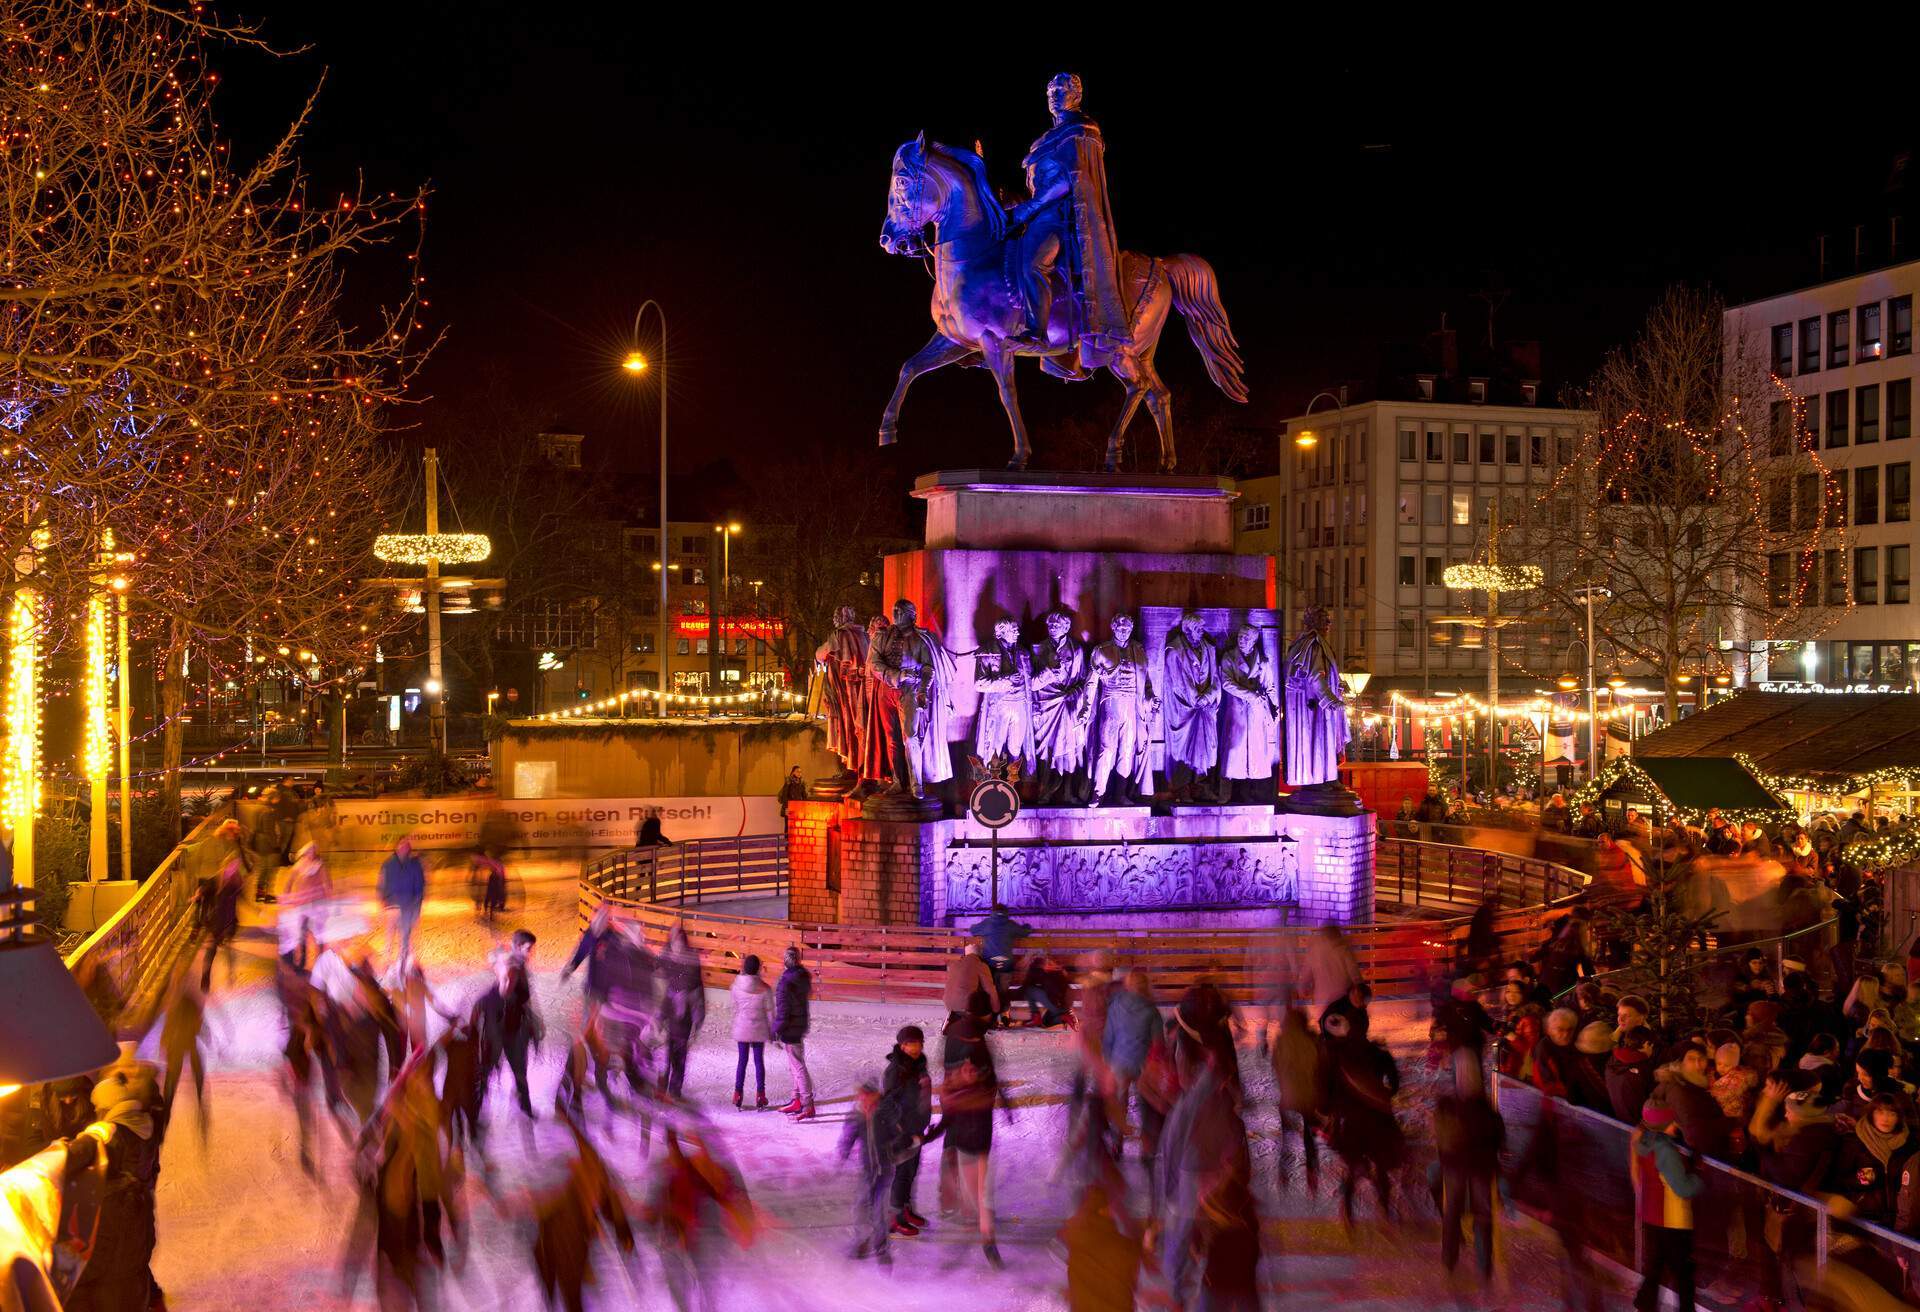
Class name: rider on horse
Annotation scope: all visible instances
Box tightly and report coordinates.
[1009,73,1129,382]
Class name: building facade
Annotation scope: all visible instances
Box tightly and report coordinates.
[1724,263,1920,689]
[1277,397,1594,698]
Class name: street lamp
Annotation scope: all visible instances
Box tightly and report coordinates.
[713,523,741,697]
[1437,514,1543,794]
[626,302,669,710]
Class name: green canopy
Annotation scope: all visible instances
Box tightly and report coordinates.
[1629,755,1785,813]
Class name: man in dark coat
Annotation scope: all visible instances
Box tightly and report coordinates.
[1606,1027,1660,1124]
[773,945,815,1118]
[883,1025,935,1233]
[471,931,543,1127]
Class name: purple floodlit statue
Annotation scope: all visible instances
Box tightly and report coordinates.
[877,74,1248,472]
[972,617,1037,772]
[866,599,958,800]
[1161,610,1221,798]
[1029,609,1092,805]
[1220,624,1279,802]
[813,605,870,783]
[1280,606,1361,816]
[1087,613,1156,805]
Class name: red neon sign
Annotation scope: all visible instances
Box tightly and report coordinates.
[674,615,785,640]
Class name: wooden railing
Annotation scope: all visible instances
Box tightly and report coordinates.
[63,807,232,1031]
[580,839,1588,1008]
[583,834,787,908]
[1374,838,1588,912]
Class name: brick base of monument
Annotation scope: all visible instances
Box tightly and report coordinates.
[786,798,937,926]
[1275,809,1376,925]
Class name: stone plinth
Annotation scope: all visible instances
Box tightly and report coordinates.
[785,799,936,927]
[913,469,1239,553]
[1276,809,1376,925]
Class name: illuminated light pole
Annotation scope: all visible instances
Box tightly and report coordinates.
[113,570,132,882]
[625,301,669,710]
[4,527,47,888]
[1440,515,1543,794]
[84,539,112,882]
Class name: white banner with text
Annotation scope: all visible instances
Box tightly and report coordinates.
[324,795,782,851]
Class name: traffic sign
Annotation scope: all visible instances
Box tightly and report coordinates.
[968,779,1020,829]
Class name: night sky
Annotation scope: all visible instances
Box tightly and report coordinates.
[225,13,1912,497]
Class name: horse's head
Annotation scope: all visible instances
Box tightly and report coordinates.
[880,131,937,257]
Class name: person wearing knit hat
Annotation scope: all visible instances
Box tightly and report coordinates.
[63,1048,169,1312]
[1630,1096,1704,1312]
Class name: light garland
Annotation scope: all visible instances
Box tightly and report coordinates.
[1566,755,1794,826]
[372,533,491,566]
[1389,690,1635,722]
[4,574,41,830]
[82,585,110,782]
[1734,751,1920,802]
[1841,829,1920,870]
[532,685,809,721]
[1442,563,1544,592]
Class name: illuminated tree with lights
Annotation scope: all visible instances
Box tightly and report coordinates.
[1515,287,1844,719]
[0,4,430,837]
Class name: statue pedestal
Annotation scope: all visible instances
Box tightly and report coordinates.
[1276,809,1375,925]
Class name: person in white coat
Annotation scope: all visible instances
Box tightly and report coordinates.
[730,954,773,1110]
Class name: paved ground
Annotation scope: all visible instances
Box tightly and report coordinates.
[144,855,1634,1310]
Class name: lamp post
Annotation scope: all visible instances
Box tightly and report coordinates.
[1440,514,1542,795]
[112,570,132,881]
[1290,387,1349,664]
[712,523,740,697]
[624,301,669,710]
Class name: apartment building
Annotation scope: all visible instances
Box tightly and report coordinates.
[1725,264,1920,689]
[1278,394,1594,699]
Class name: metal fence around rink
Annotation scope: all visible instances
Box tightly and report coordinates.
[1496,1075,1920,1308]
[579,836,1591,1007]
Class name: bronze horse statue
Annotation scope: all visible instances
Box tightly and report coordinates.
[878,134,1247,472]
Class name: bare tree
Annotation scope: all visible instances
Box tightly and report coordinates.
[1515,287,1843,718]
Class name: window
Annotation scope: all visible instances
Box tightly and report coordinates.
[1768,477,1792,530]
[1800,316,1821,373]
[1416,376,1435,400]
[1857,384,1880,443]
[1423,489,1445,526]
[676,638,691,656]
[1397,618,1415,650]
[1768,400,1790,456]
[1891,545,1912,604]
[1771,324,1793,374]
[1826,470,1847,525]
[1856,465,1880,524]
[1241,503,1270,531]
[1826,548,1847,606]
[1828,390,1849,446]
[680,535,705,555]
[1504,434,1521,465]
[1476,490,1496,530]
[1891,463,1911,522]
[1556,434,1573,465]
[1529,434,1545,465]
[1893,295,1913,356]
[1859,303,1883,360]
[695,638,709,655]
[1520,383,1539,406]
[1891,379,1912,440]
[1398,427,1417,461]
[1856,547,1879,604]
[1768,553,1791,607]
[1796,473,1822,528]
[1830,309,1850,368]
[1453,431,1470,464]
[1424,555,1444,586]
[632,533,657,556]
[1426,428,1444,461]
[1479,431,1496,464]
[1801,392,1820,449]
[1468,379,1488,403]
[1397,494,1416,525]
[1451,490,1471,525]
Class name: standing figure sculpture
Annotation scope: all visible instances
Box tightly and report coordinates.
[1029,609,1093,806]
[972,617,1037,773]
[1087,613,1157,806]
[1220,624,1280,804]
[1011,73,1129,380]
[876,73,1248,473]
[813,605,870,787]
[865,601,959,804]
[1162,610,1222,802]
[1280,607,1360,816]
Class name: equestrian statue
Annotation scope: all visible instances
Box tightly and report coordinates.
[877,73,1248,472]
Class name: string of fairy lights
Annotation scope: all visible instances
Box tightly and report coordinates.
[535,685,810,721]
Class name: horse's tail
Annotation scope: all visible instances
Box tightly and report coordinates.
[1163,253,1248,403]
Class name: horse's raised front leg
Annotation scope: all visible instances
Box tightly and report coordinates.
[980,334,1032,470]
[879,333,977,447]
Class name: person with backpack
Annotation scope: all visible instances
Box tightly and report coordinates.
[772,945,816,1119]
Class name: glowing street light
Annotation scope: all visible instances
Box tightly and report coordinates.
[622,350,648,374]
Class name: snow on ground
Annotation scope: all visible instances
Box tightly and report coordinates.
[147,857,1631,1310]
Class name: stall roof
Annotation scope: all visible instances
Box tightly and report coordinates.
[1634,691,1920,783]
[1627,756,1786,812]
